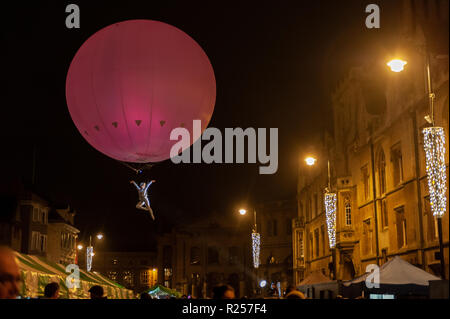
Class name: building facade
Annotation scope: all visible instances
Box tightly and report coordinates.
[255,200,296,293]
[93,251,157,294]
[293,0,449,285]
[156,213,253,298]
[47,206,79,265]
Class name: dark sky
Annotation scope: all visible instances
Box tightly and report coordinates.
[1,0,402,250]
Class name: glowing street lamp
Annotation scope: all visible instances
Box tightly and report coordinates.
[239,209,247,215]
[305,157,317,166]
[77,244,83,250]
[96,234,104,240]
[387,59,407,72]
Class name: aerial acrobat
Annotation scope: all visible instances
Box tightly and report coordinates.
[130,180,156,220]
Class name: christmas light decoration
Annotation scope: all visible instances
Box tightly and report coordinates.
[86,246,93,272]
[423,127,447,218]
[324,192,337,248]
[252,232,261,269]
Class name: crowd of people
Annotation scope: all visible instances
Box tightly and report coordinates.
[1,245,306,300]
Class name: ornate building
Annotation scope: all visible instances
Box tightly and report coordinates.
[155,212,252,298]
[293,0,449,285]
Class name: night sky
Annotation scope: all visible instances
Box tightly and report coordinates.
[1,1,402,250]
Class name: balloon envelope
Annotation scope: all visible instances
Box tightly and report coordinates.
[66,20,216,163]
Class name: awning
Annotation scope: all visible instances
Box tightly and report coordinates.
[14,251,134,299]
[144,284,181,298]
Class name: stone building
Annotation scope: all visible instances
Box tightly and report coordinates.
[46,206,79,265]
[255,200,296,292]
[93,251,157,293]
[156,212,253,298]
[293,0,449,285]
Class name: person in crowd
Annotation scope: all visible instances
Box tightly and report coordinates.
[0,246,21,299]
[43,282,60,299]
[88,285,107,299]
[212,284,235,299]
[283,284,306,299]
[140,292,152,299]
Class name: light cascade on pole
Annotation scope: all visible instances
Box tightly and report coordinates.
[86,246,93,272]
[251,232,261,269]
[423,127,447,218]
[324,192,337,249]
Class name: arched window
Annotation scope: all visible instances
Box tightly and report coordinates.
[377,149,386,195]
[345,198,352,226]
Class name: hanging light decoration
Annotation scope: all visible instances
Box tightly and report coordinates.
[324,192,337,248]
[86,246,93,272]
[251,232,261,269]
[423,127,447,218]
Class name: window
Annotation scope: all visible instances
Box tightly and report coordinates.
[32,207,39,222]
[267,220,273,237]
[31,231,40,250]
[163,245,172,267]
[111,259,119,265]
[381,200,388,228]
[321,225,326,255]
[190,247,201,265]
[297,231,304,259]
[273,219,278,236]
[361,165,370,201]
[308,199,312,221]
[141,270,149,285]
[345,198,352,226]
[41,210,47,224]
[40,234,47,252]
[314,229,319,258]
[363,219,372,255]
[286,219,292,235]
[309,233,313,260]
[391,143,403,186]
[377,149,386,195]
[395,207,407,249]
[122,270,134,287]
[229,247,239,265]
[207,247,219,264]
[163,268,172,288]
[108,271,118,281]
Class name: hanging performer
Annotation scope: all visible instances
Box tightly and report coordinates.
[130,180,156,220]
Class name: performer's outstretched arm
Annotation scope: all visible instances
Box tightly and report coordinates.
[145,180,155,192]
[130,180,140,190]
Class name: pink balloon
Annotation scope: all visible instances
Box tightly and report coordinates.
[66,20,216,163]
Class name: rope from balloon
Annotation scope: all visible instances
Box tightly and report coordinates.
[118,161,154,175]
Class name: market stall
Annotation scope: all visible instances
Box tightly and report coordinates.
[342,256,441,299]
[14,251,134,299]
[143,284,182,299]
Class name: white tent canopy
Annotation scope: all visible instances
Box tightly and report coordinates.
[344,256,440,287]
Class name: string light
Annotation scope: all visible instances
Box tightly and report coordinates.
[423,127,447,218]
[252,232,261,269]
[324,192,337,248]
[86,246,93,272]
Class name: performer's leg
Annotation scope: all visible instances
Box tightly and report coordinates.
[136,201,146,210]
[144,198,155,220]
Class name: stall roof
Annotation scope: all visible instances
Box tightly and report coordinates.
[344,256,440,287]
[299,270,334,286]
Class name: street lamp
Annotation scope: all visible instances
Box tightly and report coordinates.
[389,54,447,280]
[387,59,407,72]
[77,244,83,250]
[87,233,104,272]
[305,157,317,166]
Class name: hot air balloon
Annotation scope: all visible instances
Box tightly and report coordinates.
[65,19,216,166]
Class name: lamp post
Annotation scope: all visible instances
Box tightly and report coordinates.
[323,160,337,280]
[388,54,447,280]
[83,233,103,272]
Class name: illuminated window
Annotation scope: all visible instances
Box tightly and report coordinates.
[395,206,407,248]
[190,247,201,265]
[108,271,118,281]
[111,259,118,265]
[345,198,352,226]
[141,270,149,285]
[122,270,134,287]
[391,143,403,186]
